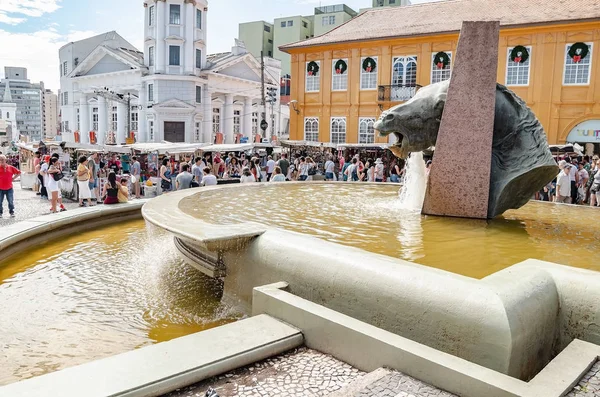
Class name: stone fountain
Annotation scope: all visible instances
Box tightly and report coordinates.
[142,21,600,383]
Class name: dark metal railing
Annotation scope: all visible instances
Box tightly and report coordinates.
[378,84,422,102]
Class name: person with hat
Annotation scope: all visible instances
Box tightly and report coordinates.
[555,160,572,204]
[0,154,21,217]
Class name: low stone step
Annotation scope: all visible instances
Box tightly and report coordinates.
[329,367,457,397]
[0,314,303,397]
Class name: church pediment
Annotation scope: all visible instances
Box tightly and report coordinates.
[71,46,144,78]
[213,55,277,85]
[153,99,196,110]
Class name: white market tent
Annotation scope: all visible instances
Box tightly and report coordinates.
[201,143,255,153]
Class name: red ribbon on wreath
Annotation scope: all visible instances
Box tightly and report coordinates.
[514,56,522,63]
[336,68,341,74]
[436,62,444,69]
[308,71,313,76]
[573,55,582,63]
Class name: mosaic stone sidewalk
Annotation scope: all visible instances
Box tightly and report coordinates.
[0,183,79,227]
[567,361,600,397]
[162,347,365,397]
[354,371,456,397]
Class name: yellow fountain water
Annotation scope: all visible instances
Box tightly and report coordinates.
[0,219,241,386]
[180,183,600,278]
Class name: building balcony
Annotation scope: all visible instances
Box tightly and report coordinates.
[378,84,422,102]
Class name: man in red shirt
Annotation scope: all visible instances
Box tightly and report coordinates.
[0,154,21,217]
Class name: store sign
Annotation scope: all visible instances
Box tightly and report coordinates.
[566,120,600,142]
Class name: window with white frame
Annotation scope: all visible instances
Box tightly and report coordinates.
[149,121,154,140]
[76,108,80,130]
[306,61,320,92]
[195,86,202,103]
[63,92,68,105]
[149,46,155,67]
[431,51,452,84]
[196,9,202,29]
[92,107,98,130]
[564,43,592,85]
[64,120,69,133]
[196,49,202,69]
[252,112,258,134]
[169,4,181,24]
[149,5,154,26]
[212,108,220,133]
[169,45,180,66]
[391,56,418,101]
[111,106,117,131]
[332,59,348,91]
[63,61,67,76]
[360,56,378,90]
[506,46,531,86]
[148,84,154,101]
[195,122,201,141]
[322,15,335,26]
[330,117,346,144]
[304,117,319,141]
[234,110,241,134]
[131,107,138,131]
[358,118,376,144]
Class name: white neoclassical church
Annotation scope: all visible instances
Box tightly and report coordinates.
[59,0,283,145]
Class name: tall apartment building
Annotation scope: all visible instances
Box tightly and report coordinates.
[238,4,357,77]
[372,0,411,7]
[0,67,45,141]
[238,21,274,58]
[44,89,59,139]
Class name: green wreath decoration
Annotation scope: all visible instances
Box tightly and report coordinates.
[510,46,529,64]
[433,51,450,69]
[307,61,319,76]
[568,42,589,63]
[334,59,347,75]
[362,57,376,73]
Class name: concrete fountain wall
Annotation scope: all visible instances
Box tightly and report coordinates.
[142,183,600,381]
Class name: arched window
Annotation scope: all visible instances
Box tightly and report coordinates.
[304,117,319,141]
[391,56,418,101]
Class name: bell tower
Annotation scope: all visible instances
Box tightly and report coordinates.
[143,0,208,75]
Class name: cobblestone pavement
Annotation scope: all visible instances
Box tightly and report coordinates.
[0,183,79,227]
[354,371,456,397]
[162,347,365,397]
[567,361,600,397]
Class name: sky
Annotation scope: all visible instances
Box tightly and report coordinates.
[0,0,432,92]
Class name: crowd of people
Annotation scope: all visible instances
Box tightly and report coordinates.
[2,148,600,218]
[542,155,600,206]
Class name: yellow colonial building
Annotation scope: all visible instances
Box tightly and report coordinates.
[281,0,600,153]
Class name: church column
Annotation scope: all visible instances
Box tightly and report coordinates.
[243,97,253,141]
[184,2,195,74]
[223,94,234,144]
[156,0,166,73]
[202,85,212,143]
[116,101,127,144]
[79,94,90,144]
[138,84,147,142]
[97,96,107,145]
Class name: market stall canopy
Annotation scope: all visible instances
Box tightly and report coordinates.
[125,142,207,155]
[280,140,337,148]
[337,143,391,150]
[549,143,584,156]
[201,143,255,153]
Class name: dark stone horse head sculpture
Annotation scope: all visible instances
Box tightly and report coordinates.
[374,80,558,218]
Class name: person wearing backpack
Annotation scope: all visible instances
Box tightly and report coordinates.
[345,157,359,182]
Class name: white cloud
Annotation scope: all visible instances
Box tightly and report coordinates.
[0,0,61,17]
[0,0,61,26]
[0,12,26,25]
[0,28,96,91]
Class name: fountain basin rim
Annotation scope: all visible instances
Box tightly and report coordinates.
[0,200,148,262]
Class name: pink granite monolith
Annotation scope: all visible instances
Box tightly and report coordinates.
[422,21,500,219]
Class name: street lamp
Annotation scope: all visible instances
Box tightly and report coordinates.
[290,100,300,114]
